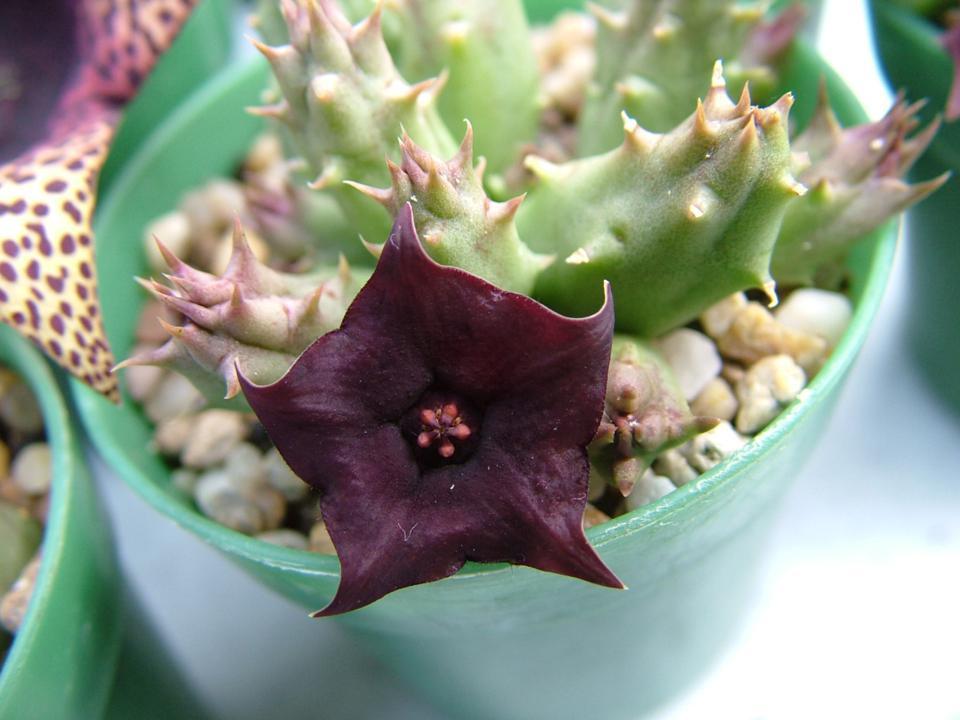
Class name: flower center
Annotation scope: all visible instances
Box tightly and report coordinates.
[402,390,481,468]
[417,402,472,458]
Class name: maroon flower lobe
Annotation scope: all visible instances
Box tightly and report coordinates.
[239,204,623,616]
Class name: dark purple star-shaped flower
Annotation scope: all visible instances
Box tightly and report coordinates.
[239,204,623,616]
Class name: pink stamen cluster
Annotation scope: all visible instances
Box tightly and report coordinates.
[417,402,472,458]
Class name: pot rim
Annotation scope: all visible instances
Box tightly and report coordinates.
[75,43,898,586]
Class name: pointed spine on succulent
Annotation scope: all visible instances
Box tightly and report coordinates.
[772,86,948,284]
[388,0,541,181]
[346,124,551,293]
[252,0,458,244]
[578,0,797,155]
[590,337,717,497]
[518,63,802,337]
[116,222,369,407]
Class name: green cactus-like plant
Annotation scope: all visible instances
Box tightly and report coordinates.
[118,224,368,407]
[388,0,541,182]
[347,125,551,293]
[518,64,804,337]
[253,0,458,243]
[577,0,796,155]
[772,86,946,283]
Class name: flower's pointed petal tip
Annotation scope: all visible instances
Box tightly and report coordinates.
[553,539,626,590]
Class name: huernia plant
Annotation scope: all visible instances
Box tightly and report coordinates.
[122,0,945,614]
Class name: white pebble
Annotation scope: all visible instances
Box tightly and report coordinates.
[691,377,738,422]
[171,468,200,496]
[625,470,677,510]
[11,442,52,496]
[144,211,191,273]
[681,421,747,473]
[735,355,807,434]
[774,288,852,348]
[257,529,309,550]
[654,328,722,401]
[143,373,203,424]
[180,410,248,469]
[194,470,264,534]
[152,414,195,456]
[263,447,308,501]
[123,362,166,403]
[222,443,267,492]
[653,449,699,486]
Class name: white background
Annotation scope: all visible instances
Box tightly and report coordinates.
[93,1,960,717]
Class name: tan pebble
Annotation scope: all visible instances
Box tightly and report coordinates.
[653,449,699,487]
[263,447,308,502]
[582,503,610,530]
[144,373,203,424]
[691,377,738,422]
[251,485,286,531]
[244,133,285,175]
[700,293,748,338]
[308,522,337,554]
[735,355,806,434]
[625,471,676,510]
[11,443,52,496]
[0,374,43,436]
[256,529,309,551]
[152,414,196,456]
[721,363,746,385]
[144,211,191,273]
[717,302,828,375]
[0,552,42,634]
[180,410,248,468]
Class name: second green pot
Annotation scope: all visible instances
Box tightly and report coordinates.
[869,0,960,413]
[0,326,122,720]
[76,43,895,720]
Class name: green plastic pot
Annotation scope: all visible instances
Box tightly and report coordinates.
[98,0,234,193]
[75,41,895,720]
[0,326,123,719]
[868,0,960,413]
